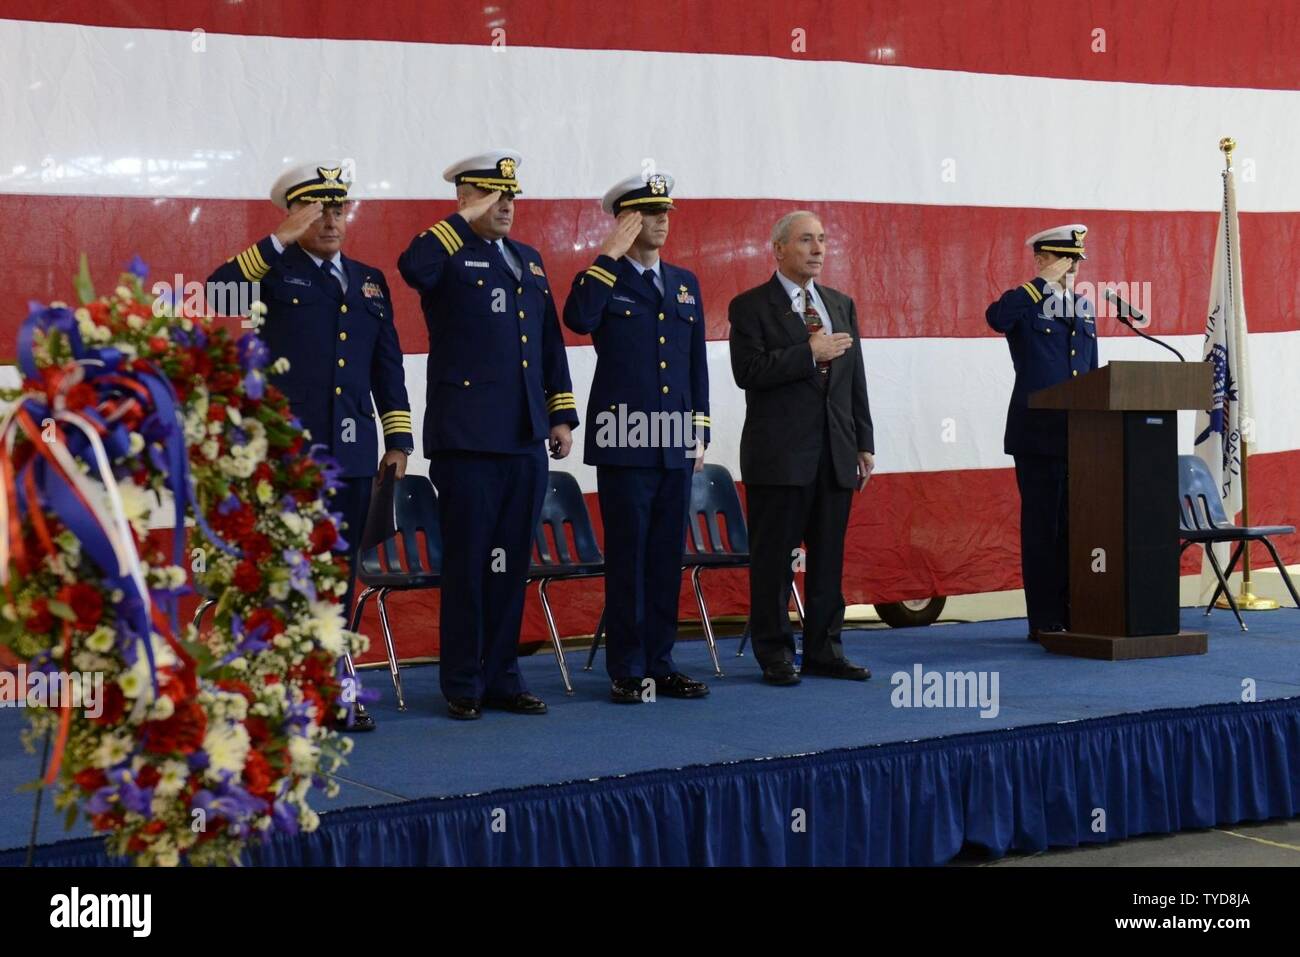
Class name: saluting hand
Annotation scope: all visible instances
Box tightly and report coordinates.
[461,188,502,224]
[1037,256,1072,285]
[273,201,324,246]
[597,211,643,260]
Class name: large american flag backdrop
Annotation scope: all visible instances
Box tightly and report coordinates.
[4,1,1299,661]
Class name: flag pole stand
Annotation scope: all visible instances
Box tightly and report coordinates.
[1215,437,1280,610]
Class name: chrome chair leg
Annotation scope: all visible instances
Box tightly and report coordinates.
[736,618,750,657]
[791,580,807,625]
[584,609,606,672]
[192,598,215,631]
[690,565,723,677]
[348,586,377,633]
[375,587,405,711]
[538,578,574,695]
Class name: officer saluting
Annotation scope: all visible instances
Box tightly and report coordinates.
[985,224,1098,641]
[398,149,579,720]
[208,162,415,730]
[563,171,711,704]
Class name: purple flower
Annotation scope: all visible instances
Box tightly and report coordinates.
[126,255,150,280]
[283,548,317,602]
[217,493,242,516]
[271,800,300,835]
[237,333,270,373]
[242,371,265,401]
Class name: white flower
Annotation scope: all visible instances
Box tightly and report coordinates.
[149,694,175,721]
[154,847,180,868]
[280,512,307,536]
[256,480,275,505]
[128,433,145,455]
[227,406,242,426]
[200,439,219,460]
[153,760,189,799]
[203,722,251,782]
[270,357,291,375]
[301,808,320,833]
[86,626,115,653]
[288,734,320,774]
[126,314,145,330]
[305,600,346,656]
[92,733,132,768]
[268,580,290,601]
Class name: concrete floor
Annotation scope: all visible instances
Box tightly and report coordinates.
[954,818,1300,866]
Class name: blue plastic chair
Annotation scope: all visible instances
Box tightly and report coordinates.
[529,471,605,694]
[1177,455,1299,631]
[347,474,443,709]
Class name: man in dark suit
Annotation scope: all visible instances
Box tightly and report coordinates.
[728,210,875,686]
[208,161,414,731]
[985,224,1098,641]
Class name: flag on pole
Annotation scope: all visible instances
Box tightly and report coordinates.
[1193,154,1253,597]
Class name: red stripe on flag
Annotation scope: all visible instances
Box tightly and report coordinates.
[2,193,1295,360]
[3,0,1299,90]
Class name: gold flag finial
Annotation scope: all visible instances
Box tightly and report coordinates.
[1219,137,1236,169]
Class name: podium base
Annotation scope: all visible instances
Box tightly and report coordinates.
[1040,630,1208,660]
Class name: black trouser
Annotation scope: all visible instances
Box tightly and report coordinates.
[1013,454,1069,632]
[745,434,853,670]
[334,475,375,624]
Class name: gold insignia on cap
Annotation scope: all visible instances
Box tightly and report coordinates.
[649,174,667,195]
[499,158,516,179]
[1072,228,1086,243]
[318,166,342,182]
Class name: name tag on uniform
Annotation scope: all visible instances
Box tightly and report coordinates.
[284,276,312,287]
[463,260,490,268]
[529,262,545,277]
[362,281,384,299]
[612,294,636,303]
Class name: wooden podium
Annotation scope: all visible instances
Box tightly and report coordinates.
[1029,360,1213,659]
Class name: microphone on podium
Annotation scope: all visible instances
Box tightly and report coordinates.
[1102,288,1186,361]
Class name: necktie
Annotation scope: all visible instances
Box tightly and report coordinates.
[803,289,831,376]
[497,240,522,280]
[319,259,344,298]
[641,267,660,299]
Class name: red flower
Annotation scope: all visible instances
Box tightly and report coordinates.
[207,403,228,423]
[25,598,54,634]
[75,768,108,792]
[232,560,262,593]
[253,462,274,484]
[58,582,104,630]
[242,749,274,798]
[241,531,273,563]
[309,519,338,554]
[64,382,99,411]
[148,336,169,354]
[92,682,126,725]
[216,678,255,703]
[140,697,207,755]
[91,811,123,832]
[245,607,284,641]
[137,765,161,788]
[245,715,270,746]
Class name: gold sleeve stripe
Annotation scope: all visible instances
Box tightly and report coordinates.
[584,266,616,287]
[1021,282,1042,303]
[235,250,262,282]
[430,221,462,254]
[380,411,413,424]
[586,264,617,284]
[382,421,414,436]
[248,243,270,274]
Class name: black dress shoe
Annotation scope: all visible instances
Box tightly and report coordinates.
[447,697,482,721]
[610,677,643,703]
[761,662,802,686]
[484,692,548,715]
[333,706,376,733]
[800,658,871,680]
[655,672,710,699]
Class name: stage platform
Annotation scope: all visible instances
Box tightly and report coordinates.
[4,608,1300,866]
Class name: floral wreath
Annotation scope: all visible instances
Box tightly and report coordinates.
[0,258,367,866]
